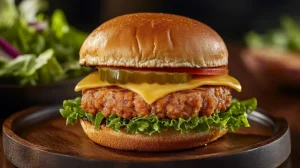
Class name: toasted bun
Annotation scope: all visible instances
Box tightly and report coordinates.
[80,119,227,151]
[80,13,228,68]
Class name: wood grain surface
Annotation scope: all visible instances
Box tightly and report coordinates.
[0,43,299,167]
[10,116,273,159]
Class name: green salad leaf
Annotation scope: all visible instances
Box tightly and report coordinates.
[0,0,18,30]
[0,0,89,85]
[60,97,257,135]
[245,15,300,52]
[0,58,7,68]
[0,49,65,85]
[19,0,48,22]
[49,9,88,63]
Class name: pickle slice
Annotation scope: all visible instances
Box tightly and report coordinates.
[98,68,192,84]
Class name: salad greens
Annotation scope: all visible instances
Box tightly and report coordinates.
[60,97,257,135]
[245,16,300,52]
[0,0,89,85]
[18,0,48,23]
[0,49,64,85]
[0,0,18,30]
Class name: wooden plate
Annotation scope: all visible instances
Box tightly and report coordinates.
[3,106,291,168]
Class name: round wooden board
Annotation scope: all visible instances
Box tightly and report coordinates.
[3,106,291,168]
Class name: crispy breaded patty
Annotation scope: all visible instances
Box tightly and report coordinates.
[81,86,231,119]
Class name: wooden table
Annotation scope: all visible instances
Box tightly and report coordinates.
[0,43,299,167]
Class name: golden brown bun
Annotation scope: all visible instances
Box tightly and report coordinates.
[80,13,228,68]
[80,119,227,151]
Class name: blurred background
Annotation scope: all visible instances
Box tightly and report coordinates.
[44,0,300,41]
[1,1,299,167]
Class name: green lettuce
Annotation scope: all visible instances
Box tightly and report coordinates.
[245,15,300,52]
[60,97,257,135]
[0,58,7,68]
[0,49,64,85]
[18,0,48,22]
[0,0,89,85]
[0,0,18,31]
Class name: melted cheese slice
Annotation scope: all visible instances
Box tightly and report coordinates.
[75,72,241,104]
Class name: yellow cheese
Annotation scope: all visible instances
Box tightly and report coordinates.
[75,72,241,104]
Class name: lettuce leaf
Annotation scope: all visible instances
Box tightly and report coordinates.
[0,0,89,85]
[0,58,7,68]
[60,97,257,135]
[245,15,300,52]
[19,0,48,22]
[0,0,18,31]
[0,49,64,85]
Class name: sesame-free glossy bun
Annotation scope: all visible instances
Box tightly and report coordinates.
[80,13,228,68]
[80,119,228,151]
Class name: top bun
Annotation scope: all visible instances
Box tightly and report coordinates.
[80,13,228,68]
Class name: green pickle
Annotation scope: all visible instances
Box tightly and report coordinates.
[98,68,192,84]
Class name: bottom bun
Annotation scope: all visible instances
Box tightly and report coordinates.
[80,119,227,151]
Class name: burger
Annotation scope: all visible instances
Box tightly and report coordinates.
[60,13,257,151]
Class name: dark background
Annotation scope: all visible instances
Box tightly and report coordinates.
[46,0,300,41]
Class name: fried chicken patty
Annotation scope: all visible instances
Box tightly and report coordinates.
[81,86,231,119]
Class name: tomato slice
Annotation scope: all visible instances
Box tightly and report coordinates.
[156,67,228,75]
[100,66,228,75]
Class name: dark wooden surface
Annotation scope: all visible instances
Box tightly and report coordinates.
[1,43,299,167]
